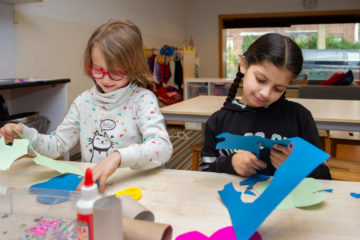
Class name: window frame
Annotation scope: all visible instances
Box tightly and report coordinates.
[218,10,360,77]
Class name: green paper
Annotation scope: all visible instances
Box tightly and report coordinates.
[33,154,84,177]
[257,178,326,210]
[0,138,29,170]
[1,130,84,177]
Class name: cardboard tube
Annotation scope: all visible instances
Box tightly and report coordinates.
[118,194,155,222]
[93,196,123,240]
[123,218,172,240]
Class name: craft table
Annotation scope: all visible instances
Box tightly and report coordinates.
[161,96,360,132]
[1,158,360,239]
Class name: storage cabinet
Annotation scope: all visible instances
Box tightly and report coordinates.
[184,78,234,100]
[183,78,235,130]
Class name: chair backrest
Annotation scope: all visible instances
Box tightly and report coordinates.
[298,85,360,100]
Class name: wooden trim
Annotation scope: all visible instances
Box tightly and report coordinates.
[218,9,360,78]
[218,15,224,78]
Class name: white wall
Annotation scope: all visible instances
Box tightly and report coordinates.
[186,0,360,78]
[0,3,15,79]
[14,0,188,105]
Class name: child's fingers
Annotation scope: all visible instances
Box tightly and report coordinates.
[253,157,267,169]
[76,179,84,191]
[98,176,107,193]
[273,144,292,155]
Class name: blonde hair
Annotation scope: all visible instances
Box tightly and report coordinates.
[84,20,152,87]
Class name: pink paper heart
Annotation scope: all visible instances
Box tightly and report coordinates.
[175,226,261,240]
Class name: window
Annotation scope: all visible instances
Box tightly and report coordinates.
[219,10,360,82]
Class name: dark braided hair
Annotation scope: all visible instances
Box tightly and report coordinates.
[225,70,243,105]
[224,33,303,105]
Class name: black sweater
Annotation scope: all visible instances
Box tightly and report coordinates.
[200,96,331,179]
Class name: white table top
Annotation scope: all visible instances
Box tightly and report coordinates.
[1,158,360,239]
[161,96,360,131]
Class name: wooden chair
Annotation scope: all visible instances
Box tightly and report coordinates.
[189,142,203,171]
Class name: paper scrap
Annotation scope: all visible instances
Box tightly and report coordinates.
[33,154,84,176]
[240,174,270,190]
[215,133,291,154]
[257,178,326,209]
[244,189,256,196]
[350,192,360,199]
[30,174,83,204]
[175,226,261,240]
[218,137,330,240]
[0,138,29,170]
[322,189,333,193]
[0,136,84,176]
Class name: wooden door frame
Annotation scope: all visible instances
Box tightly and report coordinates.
[218,10,360,77]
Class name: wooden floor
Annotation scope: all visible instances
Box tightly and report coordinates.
[323,138,360,182]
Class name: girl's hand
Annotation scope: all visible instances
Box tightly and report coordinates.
[0,123,24,144]
[76,151,121,193]
[270,144,293,169]
[232,150,267,177]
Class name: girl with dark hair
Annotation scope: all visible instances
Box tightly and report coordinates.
[201,33,331,179]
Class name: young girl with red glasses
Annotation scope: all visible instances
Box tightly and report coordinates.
[0,20,173,192]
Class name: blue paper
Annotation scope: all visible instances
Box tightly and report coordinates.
[240,174,270,190]
[350,192,360,199]
[216,133,292,154]
[218,137,330,240]
[30,174,83,204]
[322,189,333,193]
[244,189,256,196]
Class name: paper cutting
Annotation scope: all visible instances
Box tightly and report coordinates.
[218,137,330,240]
[350,192,360,199]
[215,133,292,154]
[0,137,29,170]
[240,174,270,190]
[0,136,84,176]
[257,178,326,209]
[30,174,83,204]
[175,226,261,240]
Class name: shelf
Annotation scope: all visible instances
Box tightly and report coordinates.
[0,0,41,5]
[0,78,70,90]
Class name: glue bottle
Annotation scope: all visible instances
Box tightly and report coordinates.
[76,168,100,240]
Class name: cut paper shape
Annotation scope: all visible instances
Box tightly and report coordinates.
[1,130,84,177]
[218,137,330,240]
[30,174,83,204]
[0,138,29,170]
[33,154,84,176]
[322,189,333,193]
[115,187,142,201]
[240,174,270,190]
[216,133,292,154]
[257,178,326,209]
[350,192,360,199]
[244,189,256,196]
[175,226,261,240]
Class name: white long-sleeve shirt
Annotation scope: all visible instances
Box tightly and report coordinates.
[22,83,173,169]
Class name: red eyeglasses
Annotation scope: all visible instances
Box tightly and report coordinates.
[87,66,125,81]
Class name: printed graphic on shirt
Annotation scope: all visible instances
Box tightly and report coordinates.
[89,119,116,163]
